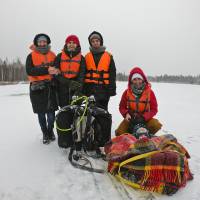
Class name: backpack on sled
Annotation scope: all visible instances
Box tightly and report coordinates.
[55,95,112,150]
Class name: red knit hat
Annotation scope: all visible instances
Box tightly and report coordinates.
[65,35,80,46]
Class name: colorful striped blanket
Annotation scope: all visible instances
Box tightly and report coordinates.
[104,134,193,195]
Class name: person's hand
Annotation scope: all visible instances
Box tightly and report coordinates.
[48,67,60,75]
[55,68,61,75]
[125,113,131,121]
[133,114,145,124]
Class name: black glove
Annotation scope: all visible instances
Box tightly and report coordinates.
[128,115,145,135]
[133,114,145,125]
[108,89,116,96]
[69,80,82,91]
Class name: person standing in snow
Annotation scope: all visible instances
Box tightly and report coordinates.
[26,33,59,144]
[116,67,162,136]
[83,31,116,110]
[54,35,86,107]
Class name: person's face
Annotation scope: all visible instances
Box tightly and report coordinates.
[132,78,143,89]
[37,40,48,47]
[67,41,77,51]
[91,38,101,49]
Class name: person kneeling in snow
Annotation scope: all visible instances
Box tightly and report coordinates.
[116,67,162,136]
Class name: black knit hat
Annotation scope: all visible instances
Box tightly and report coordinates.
[33,33,51,46]
[88,31,103,46]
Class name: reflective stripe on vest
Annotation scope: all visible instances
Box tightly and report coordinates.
[85,51,111,85]
[28,51,55,82]
[127,86,151,114]
[60,51,81,79]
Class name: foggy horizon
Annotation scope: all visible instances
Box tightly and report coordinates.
[0,0,199,76]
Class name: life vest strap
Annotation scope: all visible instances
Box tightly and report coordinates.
[85,77,110,81]
[128,97,150,114]
[34,61,54,68]
[128,99,150,103]
[60,59,81,64]
[62,71,79,75]
[86,69,109,74]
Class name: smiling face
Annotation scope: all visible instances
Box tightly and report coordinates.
[91,38,101,49]
[66,41,77,51]
[131,78,143,89]
[37,40,48,47]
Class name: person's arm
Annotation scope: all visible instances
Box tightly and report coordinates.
[26,54,49,76]
[77,56,86,83]
[119,90,129,118]
[108,55,116,96]
[53,53,70,85]
[143,90,158,121]
[54,53,62,69]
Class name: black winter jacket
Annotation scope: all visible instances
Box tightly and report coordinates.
[83,51,116,99]
[26,53,58,113]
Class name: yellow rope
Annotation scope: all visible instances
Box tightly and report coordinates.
[55,96,89,133]
[116,151,162,190]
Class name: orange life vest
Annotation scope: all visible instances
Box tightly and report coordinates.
[60,51,81,79]
[127,85,151,114]
[28,51,55,82]
[85,51,111,85]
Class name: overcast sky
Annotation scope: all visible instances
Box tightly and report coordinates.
[0,0,199,76]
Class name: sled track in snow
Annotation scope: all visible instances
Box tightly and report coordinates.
[91,158,158,200]
[90,172,106,200]
[107,174,157,200]
[107,173,133,200]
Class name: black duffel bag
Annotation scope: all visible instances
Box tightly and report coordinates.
[56,106,73,148]
[91,107,112,147]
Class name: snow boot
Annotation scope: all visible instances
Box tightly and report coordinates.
[49,129,56,141]
[42,131,50,144]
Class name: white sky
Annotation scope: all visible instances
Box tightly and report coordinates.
[0,0,200,76]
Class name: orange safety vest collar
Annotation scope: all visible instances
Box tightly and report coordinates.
[60,51,81,79]
[127,85,151,114]
[28,51,55,82]
[85,51,111,85]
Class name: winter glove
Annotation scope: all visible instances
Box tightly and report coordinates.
[133,114,145,125]
[69,80,82,91]
[108,87,116,96]
[128,115,145,135]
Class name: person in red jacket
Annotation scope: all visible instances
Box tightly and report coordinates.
[116,67,162,136]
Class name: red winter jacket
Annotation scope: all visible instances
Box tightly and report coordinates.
[119,67,158,121]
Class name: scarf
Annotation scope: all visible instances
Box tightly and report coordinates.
[89,46,106,54]
[35,45,51,54]
[131,82,146,96]
[64,45,81,58]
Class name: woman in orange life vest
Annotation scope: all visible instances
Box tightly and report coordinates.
[54,35,86,107]
[116,67,162,136]
[26,34,59,144]
[83,31,116,111]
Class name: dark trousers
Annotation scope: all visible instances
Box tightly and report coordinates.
[38,112,55,133]
[95,96,110,111]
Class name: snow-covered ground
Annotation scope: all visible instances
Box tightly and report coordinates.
[0,82,199,200]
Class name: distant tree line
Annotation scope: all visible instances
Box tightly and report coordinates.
[116,72,200,85]
[0,58,200,85]
[0,58,27,82]
[148,74,200,85]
